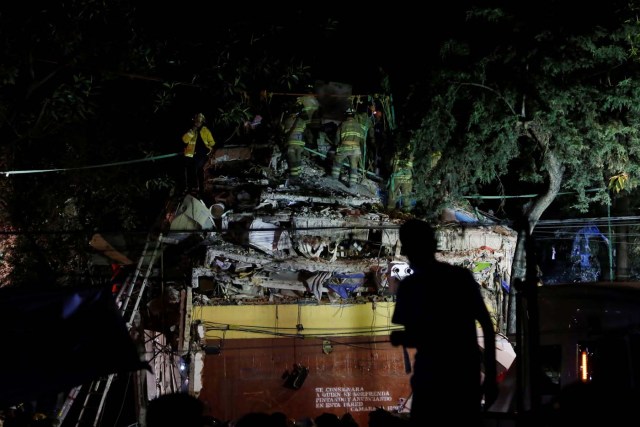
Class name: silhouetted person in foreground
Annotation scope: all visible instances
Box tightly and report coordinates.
[315,412,341,427]
[391,219,497,426]
[146,392,205,427]
[367,407,407,427]
[339,412,359,427]
[234,411,272,427]
[270,411,294,427]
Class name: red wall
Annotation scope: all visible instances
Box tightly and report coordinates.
[198,336,414,426]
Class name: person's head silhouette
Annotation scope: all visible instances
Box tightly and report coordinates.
[146,393,205,427]
[399,219,437,266]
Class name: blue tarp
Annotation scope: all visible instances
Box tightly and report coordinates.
[328,273,365,298]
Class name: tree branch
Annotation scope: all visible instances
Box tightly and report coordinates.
[457,82,519,116]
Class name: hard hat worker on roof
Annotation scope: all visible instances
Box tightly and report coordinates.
[298,93,319,118]
[387,144,415,211]
[331,108,368,188]
[183,113,215,157]
[278,92,318,187]
[283,109,310,185]
[182,113,216,196]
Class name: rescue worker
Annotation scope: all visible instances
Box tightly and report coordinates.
[298,92,319,119]
[387,145,414,210]
[355,108,376,173]
[182,113,216,195]
[332,108,367,188]
[283,110,310,184]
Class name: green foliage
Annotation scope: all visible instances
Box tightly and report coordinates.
[407,0,640,222]
[47,74,98,122]
[0,1,317,287]
[217,105,252,129]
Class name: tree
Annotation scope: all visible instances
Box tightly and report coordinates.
[0,1,328,287]
[405,1,640,333]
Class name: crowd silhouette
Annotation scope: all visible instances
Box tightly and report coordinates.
[142,392,411,427]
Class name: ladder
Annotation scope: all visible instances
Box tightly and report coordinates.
[117,233,164,328]
[57,232,165,427]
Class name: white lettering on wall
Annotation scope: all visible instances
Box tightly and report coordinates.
[313,387,395,412]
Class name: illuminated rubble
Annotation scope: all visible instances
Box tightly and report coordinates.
[167,142,517,311]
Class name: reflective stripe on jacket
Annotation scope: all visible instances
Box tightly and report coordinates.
[182,126,216,157]
[339,118,365,145]
[287,117,308,146]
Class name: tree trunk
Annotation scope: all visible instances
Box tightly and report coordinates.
[507,135,564,414]
[507,147,564,335]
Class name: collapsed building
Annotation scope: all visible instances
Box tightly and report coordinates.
[60,84,518,427]
[157,140,518,425]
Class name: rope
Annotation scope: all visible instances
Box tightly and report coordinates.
[1,152,181,177]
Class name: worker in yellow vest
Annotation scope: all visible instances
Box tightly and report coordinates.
[182,113,216,195]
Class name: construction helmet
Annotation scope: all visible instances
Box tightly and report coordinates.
[345,108,355,117]
[194,113,206,122]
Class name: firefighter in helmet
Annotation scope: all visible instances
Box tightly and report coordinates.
[387,144,414,210]
[182,113,216,195]
[332,108,367,188]
[283,108,310,184]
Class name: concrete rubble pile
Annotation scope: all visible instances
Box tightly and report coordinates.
[167,142,517,314]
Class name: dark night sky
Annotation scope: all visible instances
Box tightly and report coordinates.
[136,2,473,95]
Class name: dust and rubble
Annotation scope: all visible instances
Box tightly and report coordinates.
[159,141,517,309]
